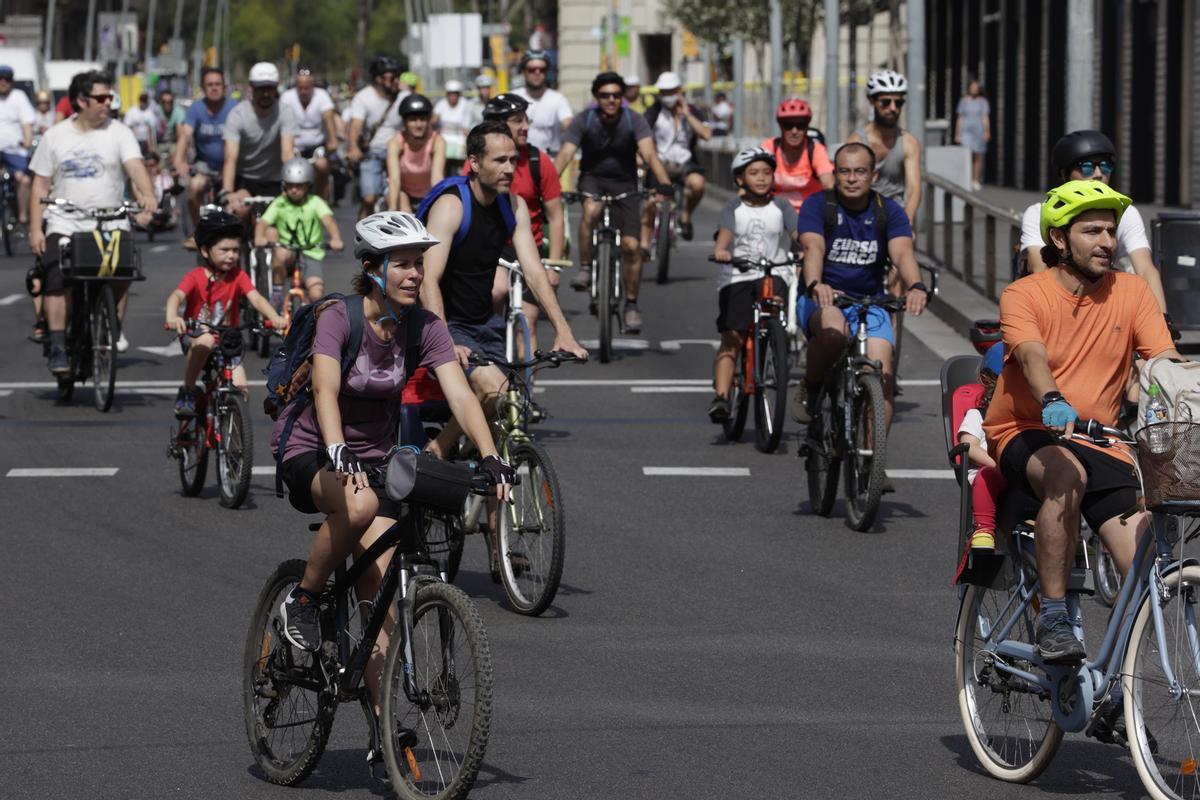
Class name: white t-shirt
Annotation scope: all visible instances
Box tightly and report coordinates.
[280,87,335,149]
[433,97,470,136]
[710,100,732,133]
[30,118,142,235]
[1020,201,1151,262]
[349,86,401,153]
[956,408,987,484]
[123,106,157,143]
[652,110,692,165]
[514,87,573,154]
[717,196,797,289]
[0,88,34,151]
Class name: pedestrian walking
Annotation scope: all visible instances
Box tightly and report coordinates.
[955,79,991,191]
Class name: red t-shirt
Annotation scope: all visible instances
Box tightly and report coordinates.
[56,95,73,118]
[176,266,255,327]
[461,144,561,245]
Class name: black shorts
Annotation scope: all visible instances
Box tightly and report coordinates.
[280,449,402,519]
[716,277,786,333]
[999,429,1140,531]
[236,176,279,197]
[297,144,322,159]
[578,173,641,239]
[664,161,705,179]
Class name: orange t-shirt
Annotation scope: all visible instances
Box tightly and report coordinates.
[760,135,834,212]
[983,269,1173,463]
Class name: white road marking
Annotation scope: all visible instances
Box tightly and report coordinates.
[643,467,751,477]
[252,466,275,476]
[0,293,24,306]
[150,244,170,253]
[137,345,183,357]
[7,467,119,477]
[538,378,710,387]
[897,379,940,387]
[659,339,720,351]
[0,380,180,389]
[887,469,954,479]
[578,338,652,350]
[0,390,11,397]
[630,386,712,393]
[114,388,178,396]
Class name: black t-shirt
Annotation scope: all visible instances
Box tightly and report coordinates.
[440,191,507,325]
[563,107,653,182]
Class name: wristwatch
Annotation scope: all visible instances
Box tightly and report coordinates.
[909,282,929,294]
[1041,391,1065,407]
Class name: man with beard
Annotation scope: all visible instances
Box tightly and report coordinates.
[222,62,298,223]
[846,69,921,226]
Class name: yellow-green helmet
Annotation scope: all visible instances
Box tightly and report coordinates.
[1039,179,1132,242]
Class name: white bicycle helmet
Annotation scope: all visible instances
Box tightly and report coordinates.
[282,157,315,185]
[354,212,439,259]
[731,146,776,179]
[249,61,281,87]
[444,80,465,94]
[865,69,907,96]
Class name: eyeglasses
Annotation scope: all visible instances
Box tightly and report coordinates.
[836,167,872,177]
[1076,158,1116,177]
[779,120,808,131]
[596,92,622,100]
[85,93,115,104]
[876,97,905,109]
[524,66,547,74]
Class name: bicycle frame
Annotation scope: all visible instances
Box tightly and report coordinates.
[739,267,791,399]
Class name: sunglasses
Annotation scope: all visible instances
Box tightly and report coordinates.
[85,93,115,104]
[596,92,622,100]
[524,66,547,74]
[779,120,809,131]
[876,97,905,109]
[1076,158,1116,177]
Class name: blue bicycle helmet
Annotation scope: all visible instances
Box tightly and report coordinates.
[981,341,1005,377]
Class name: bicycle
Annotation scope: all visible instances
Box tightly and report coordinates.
[0,158,22,256]
[244,464,503,796]
[497,256,572,390]
[954,418,1200,800]
[709,254,795,453]
[799,291,908,531]
[167,320,274,508]
[238,194,277,357]
[649,178,685,285]
[273,221,329,334]
[37,198,144,412]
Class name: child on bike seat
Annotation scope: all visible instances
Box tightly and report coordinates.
[254,157,344,307]
[165,211,284,417]
[709,146,798,423]
[957,342,1007,552]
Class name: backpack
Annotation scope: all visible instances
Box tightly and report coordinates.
[415,175,516,246]
[1137,356,1200,430]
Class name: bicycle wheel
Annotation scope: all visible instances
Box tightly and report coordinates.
[497,440,566,615]
[1093,536,1122,608]
[722,347,749,442]
[956,567,1063,783]
[596,239,614,363]
[90,283,119,412]
[242,559,334,785]
[1123,564,1200,800]
[753,319,789,453]
[507,312,534,388]
[175,412,209,496]
[0,197,10,256]
[256,250,273,358]
[843,373,888,531]
[381,580,492,800]
[286,293,304,336]
[217,392,254,508]
[654,202,671,284]
[805,385,839,516]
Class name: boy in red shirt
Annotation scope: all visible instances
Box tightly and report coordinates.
[165,211,284,417]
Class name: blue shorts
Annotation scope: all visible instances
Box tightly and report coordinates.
[1,149,29,174]
[448,318,505,374]
[796,294,895,347]
[358,150,388,199]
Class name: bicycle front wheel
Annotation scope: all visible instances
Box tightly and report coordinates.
[498,440,566,615]
[805,385,839,516]
[507,312,534,388]
[255,250,273,357]
[596,239,614,363]
[654,202,671,284]
[381,580,492,800]
[843,373,887,531]
[1123,564,1200,800]
[175,413,209,496]
[217,392,254,508]
[1,198,11,256]
[753,318,789,453]
[91,283,119,412]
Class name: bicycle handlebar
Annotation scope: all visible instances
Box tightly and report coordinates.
[708,255,798,273]
[1067,418,1136,447]
[829,292,909,312]
[561,189,651,205]
[466,349,583,371]
[41,198,143,220]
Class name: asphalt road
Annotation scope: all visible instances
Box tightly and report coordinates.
[0,196,1153,799]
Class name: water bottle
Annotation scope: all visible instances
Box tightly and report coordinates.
[1146,383,1171,454]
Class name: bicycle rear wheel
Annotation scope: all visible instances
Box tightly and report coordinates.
[381,580,492,800]
[286,292,304,336]
[255,249,273,357]
[175,411,209,496]
[1093,536,1121,607]
[242,559,334,785]
[722,347,748,442]
[596,239,614,363]
[1,196,11,256]
[654,202,671,284]
[1124,564,1200,800]
[217,392,254,508]
[843,373,887,531]
[497,440,565,615]
[805,385,839,516]
[91,283,119,412]
[753,319,789,453]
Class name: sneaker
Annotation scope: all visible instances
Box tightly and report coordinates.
[679,220,694,241]
[708,395,730,423]
[1036,612,1086,664]
[47,345,68,375]
[174,387,198,418]
[30,320,47,343]
[182,235,197,251]
[571,268,592,291]
[279,588,322,651]
[623,304,643,334]
[791,382,814,424]
[969,529,996,551]
[116,333,129,353]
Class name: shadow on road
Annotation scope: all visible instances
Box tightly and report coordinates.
[939,734,1143,799]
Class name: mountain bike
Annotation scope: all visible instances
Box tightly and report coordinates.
[238,194,277,357]
[650,178,684,285]
[799,292,907,531]
[955,419,1200,800]
[167,320,274,508]
[244,464,502,797]
[497,256,572,391]
[709,255,795,453]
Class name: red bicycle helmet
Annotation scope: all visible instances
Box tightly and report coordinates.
[776,98,812,121]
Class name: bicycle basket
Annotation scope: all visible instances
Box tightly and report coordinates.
[385,447,474,513]
[66,231,138,279]
[1135,422,1200,509]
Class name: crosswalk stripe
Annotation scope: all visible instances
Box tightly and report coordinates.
[887,469,954,479]
[7,467,120,477]
[643,467,751,477]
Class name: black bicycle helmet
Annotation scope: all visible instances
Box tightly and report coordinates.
[369,55,400,79]
[1051,130,1116,177]
[195,211,244,249]
[482,93,529,121]
[398,93,432,118]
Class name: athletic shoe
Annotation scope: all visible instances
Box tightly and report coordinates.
[279,588,322,651]
[571,268,592,291]
[182,236,197,251]
[969,529,996,551]
[174,387,198,418]
[623,305,643,334]
[47,346,68,375]
[116,333,129,353]
[679,220,694,241]
[708,395,730,423]
[1035,612,1086,664]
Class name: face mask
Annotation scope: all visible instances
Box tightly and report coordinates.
[660,94,679,108]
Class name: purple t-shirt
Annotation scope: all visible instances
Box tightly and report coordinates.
[272,303,456,463]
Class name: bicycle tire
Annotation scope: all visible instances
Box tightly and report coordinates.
[381,581,492,800]
[1,199,10,257]
[654,202,671,284]
[753,319,789,453]
[722,347,748,441]
[805,385,839,515]
[255,249,273,358]
[508,312,534,388]
[1093,537,1121,608]
[596,239,614,363]
[843,373,887,531]
[497,440,566,615]
[242,558,334,786]
[91,283,119,412]
[175,412,210,496]
[286,293,304,336]
[217,392,254,508]
[956,575,1062,783]
[1123,564,1200,800]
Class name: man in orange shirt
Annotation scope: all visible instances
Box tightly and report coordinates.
[760,98,833,212]
[983,180,1182,665]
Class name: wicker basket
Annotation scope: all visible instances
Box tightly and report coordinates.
[1135,422,1200,509]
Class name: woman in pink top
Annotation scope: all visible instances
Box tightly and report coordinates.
[760,98,834,211]
[386,93,446,212]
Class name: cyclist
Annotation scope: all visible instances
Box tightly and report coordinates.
[1020,130,1170,323]
[709,147,798,422]
[279,69,339,202]
[33,90,55,137]
[174,67,237,249]
[397,71,419,97]
[463,74,494,129]
[760,98,834,213]
[845,70,922,226]
[273,211,514,663]
[154,89,186,147]
[554,72,672,333]
[165,211,284,417]
[222,62,299,223]
[982,180,1183,664]
[0,64,35,228]
[29,69,158,374]
[514,50,573,158]
[123,92,158,156]
[622,75,645,113]
[794,142,928,440]
[254,158,344,305]
[384,93,445,213]
[347,56,402,220]
[641,71,711,244]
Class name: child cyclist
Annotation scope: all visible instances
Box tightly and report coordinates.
[165,211,285,417]
[709,146,799,422]
[956,341,1006,553]
[254,157,344,306]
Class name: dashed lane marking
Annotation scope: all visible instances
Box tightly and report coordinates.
[643,467,751,477]
[887,469,954,479]
[0,293,24,306]
[631,386,712,393]
[137,345,183,357]
[150,244,170,253]
[252,466,274,476]
[659,339,720,351]
[577,338,652,350]
[7,467,120,477]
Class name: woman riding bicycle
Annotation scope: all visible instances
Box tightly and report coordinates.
[272,211,513,705]
[385,94,445,214]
